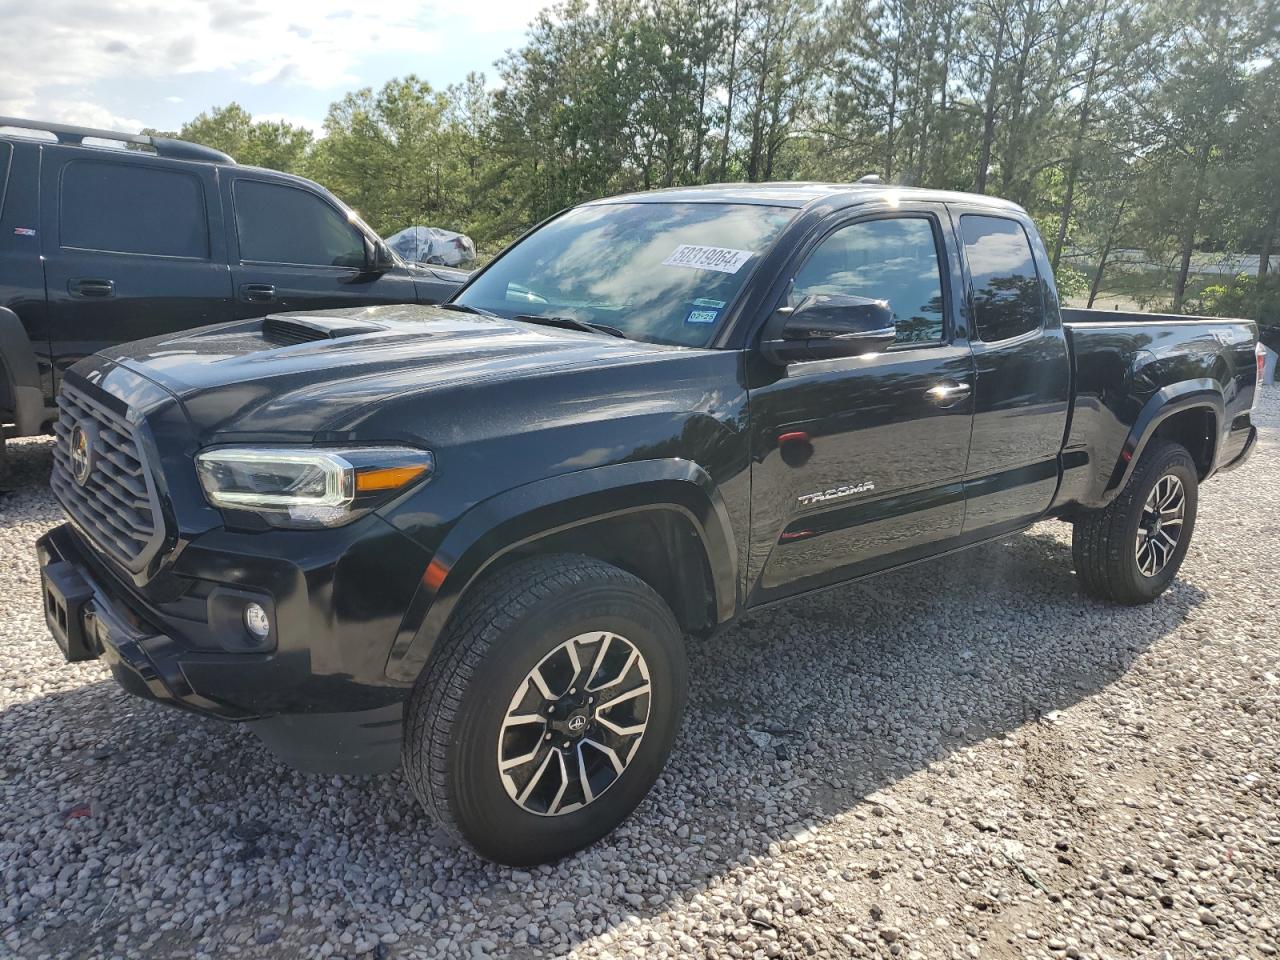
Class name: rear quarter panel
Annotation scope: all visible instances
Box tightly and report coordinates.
[1056,309,1257,510]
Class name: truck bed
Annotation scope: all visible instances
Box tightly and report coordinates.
[1054,307,1258,511]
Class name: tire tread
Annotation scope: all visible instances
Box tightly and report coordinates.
[1071,441,1196,604]
[402,554,656,845]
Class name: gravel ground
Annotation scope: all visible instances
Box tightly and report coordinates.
[2,390,1278,960]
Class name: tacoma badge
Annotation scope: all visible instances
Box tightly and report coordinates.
[797,481,875,507]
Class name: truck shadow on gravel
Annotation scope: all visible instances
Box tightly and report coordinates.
[1,436,1209,957]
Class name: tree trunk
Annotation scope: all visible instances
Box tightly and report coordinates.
[886,37,900,180]
[720,0,741,179]
[1172,142,1211,312]
[975,16,1006,194]
[1258,202,1280,280]
[1000,4,1036,197]
[1052,9,1103,270]
[1087,196,1127,308]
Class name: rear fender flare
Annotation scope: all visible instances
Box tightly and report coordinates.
[1105,378,1223,499]
[384,459,738,683]
[0,306,48,435]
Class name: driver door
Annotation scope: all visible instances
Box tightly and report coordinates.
[746,205,976,604]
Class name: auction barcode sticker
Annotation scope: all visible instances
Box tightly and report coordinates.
[662,244,754,274]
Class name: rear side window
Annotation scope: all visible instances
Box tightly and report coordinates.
[60,161,208,258]
[960,214,1043,342]
[233,180,364,267]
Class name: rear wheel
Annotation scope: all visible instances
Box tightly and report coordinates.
[402,554,687,865]
[1071,441,1199,604]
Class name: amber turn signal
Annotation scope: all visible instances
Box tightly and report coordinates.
[355,463,432,493]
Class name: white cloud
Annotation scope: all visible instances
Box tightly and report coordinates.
[0,0,549,126]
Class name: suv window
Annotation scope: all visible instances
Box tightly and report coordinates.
[234,180,364,267]
[960,215,1043,342]
[60,160,208,258]
[790,216,946,345]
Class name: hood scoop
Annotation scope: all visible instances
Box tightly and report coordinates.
[263,314,389,346]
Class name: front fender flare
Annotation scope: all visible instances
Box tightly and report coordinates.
[384,459,738,683]
[1105,378,1224,498]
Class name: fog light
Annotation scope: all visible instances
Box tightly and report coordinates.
[244,602,271,640]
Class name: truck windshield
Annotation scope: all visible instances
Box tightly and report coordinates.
[453,202,796,346]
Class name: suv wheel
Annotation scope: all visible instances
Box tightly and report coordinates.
[1072,441,1199,604]
[403,554,687,865]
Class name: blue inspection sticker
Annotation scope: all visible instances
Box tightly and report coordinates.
[686,309,720,325]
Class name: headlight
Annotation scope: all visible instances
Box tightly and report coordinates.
[195,446,434,528]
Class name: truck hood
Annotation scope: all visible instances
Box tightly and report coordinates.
[97,304,685,440]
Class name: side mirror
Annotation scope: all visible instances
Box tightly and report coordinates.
[760,294,896,364]
[362,236,396,275]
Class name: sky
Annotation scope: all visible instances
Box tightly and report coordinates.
[0,0,555,135]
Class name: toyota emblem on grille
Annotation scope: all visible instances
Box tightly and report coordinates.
[69,422,95,486]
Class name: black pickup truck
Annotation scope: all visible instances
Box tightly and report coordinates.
[37,183,1261,865]
[0,117,463,450]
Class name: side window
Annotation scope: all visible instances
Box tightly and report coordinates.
[790,217,946,345]
[234,180,364,267]
[60,161,208,258]
[960,215,1043,342]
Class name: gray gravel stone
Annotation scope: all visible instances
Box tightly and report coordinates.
[2,387,1279,959]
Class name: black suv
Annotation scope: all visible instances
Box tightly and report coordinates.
[0,117,464,449]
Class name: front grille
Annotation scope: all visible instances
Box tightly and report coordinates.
[51,382,162,570]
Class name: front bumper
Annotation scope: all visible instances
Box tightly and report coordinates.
[36,520,428,773]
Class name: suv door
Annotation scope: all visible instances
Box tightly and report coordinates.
[40,149,232,381]
[948,208,1070,537]
[226,176,418,318]
[747,204,976,604]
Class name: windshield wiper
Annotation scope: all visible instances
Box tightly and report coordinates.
[513,314,628,339]
[439,302,501,319]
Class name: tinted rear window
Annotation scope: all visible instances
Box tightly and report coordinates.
[60,160,209,258]
[960,214,1043,342]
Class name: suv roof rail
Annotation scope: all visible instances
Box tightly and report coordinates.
[0,116,235,164]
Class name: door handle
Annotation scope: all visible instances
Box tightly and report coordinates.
[67,278,114,298]
[926,381,971,407]
[240,283,276,303]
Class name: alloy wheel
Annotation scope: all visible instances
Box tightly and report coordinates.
[1135,474,1186,577]
[497,632,652,816]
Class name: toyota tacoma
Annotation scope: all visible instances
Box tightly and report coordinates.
[37,183,1261,865]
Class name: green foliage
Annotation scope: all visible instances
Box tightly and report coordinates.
[1187,274,1280,348]
[167,0,1280,281]
[1054,265,1090,301]
[178,103,312,173]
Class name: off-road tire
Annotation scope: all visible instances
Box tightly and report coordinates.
[402,553,687,865]
[1072,440,1199,604]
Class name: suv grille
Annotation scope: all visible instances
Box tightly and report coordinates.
[51,382,163,569]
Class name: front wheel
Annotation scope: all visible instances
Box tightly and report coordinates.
[402,554,687,865]
[1072,440,1199,604]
